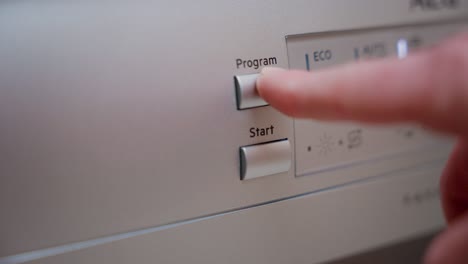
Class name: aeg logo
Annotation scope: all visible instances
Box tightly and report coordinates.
[410,0,459,10]
[401,187,439,207]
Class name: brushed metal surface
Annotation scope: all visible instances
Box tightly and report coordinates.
[240,140,291,180]
[0,0,467,261]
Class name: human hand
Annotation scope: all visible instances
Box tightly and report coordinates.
[256,33,468,264]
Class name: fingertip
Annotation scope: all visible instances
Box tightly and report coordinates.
[256,67,301,116]
[256,67,287,99]
[259,66,287,76]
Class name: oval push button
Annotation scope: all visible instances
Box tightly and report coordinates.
[240,139,291,180]
[234,74,268,110]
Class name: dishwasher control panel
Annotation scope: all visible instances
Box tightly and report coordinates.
[235,21,466,180]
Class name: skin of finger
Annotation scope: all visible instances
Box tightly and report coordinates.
[425,212,468,264]
[257,56,432,121]
[256,33,468,135]
[440,140,468,223]
[425,139,468,264]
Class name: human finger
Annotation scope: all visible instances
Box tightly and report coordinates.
[440,140,468,223]
[256,33,468,135]
[425,211,468,264]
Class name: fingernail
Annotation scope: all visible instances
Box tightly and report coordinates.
[257,67,286,91]
[260,66,286,76]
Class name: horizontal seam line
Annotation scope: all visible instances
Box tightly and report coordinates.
[0,159,445,264]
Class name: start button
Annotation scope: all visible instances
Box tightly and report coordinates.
[240,139,291,180]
